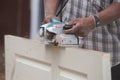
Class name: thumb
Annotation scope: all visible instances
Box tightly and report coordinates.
[64,28,74,34]
[67,19,77,26]
[67,21,74,26]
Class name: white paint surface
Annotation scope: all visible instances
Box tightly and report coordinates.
[5,35,111,80]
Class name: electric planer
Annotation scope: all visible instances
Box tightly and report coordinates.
[39,18,83,47]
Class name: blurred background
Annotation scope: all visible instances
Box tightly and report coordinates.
[0,0,44,79]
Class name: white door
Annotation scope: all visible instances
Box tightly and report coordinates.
[5,35,111,80]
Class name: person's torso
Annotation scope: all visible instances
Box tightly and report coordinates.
[62,0,112,22]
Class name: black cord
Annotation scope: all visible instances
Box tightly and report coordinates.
[110,0,113,3]
[56,0,68,17]
[75,35,79,45]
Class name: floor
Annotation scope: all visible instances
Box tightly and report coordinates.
[0,73,5,80]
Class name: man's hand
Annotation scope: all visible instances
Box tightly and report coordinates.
[42,15,60,24]
[64,16,95,37]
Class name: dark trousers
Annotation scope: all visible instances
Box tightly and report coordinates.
[112,64,120,80]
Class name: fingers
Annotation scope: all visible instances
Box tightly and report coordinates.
[67,20,75,26]
[64,23,88,37]
[42,15,60,24]
[64,28,88,37]
[67,18,79,25]
[64,19,78,33]
[64,28,75,34]
[64,25,77,34]
[42,19,50,24]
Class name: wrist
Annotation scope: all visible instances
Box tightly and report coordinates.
[92,15,101,27]
[88,16,96,29]
[45,15,56,18]
[45,13,56,17]
[45,10,56,17]
[44,15,60,23]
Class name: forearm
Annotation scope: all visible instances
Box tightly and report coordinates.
[96,2,120,25]
[44,0,60,16]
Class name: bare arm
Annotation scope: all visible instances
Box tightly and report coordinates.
[96,2,120,25]
[44,0,60,17]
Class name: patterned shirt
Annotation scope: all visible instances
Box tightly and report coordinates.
[62,0,120,66]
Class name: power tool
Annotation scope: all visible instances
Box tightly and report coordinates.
[39,18,83,47]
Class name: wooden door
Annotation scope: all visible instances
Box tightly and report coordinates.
[0,0,30,74]
[5,35,111,80]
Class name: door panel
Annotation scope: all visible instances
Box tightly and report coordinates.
[59,68,87,80]
[12,55,51,80]
[5,35,111,80]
